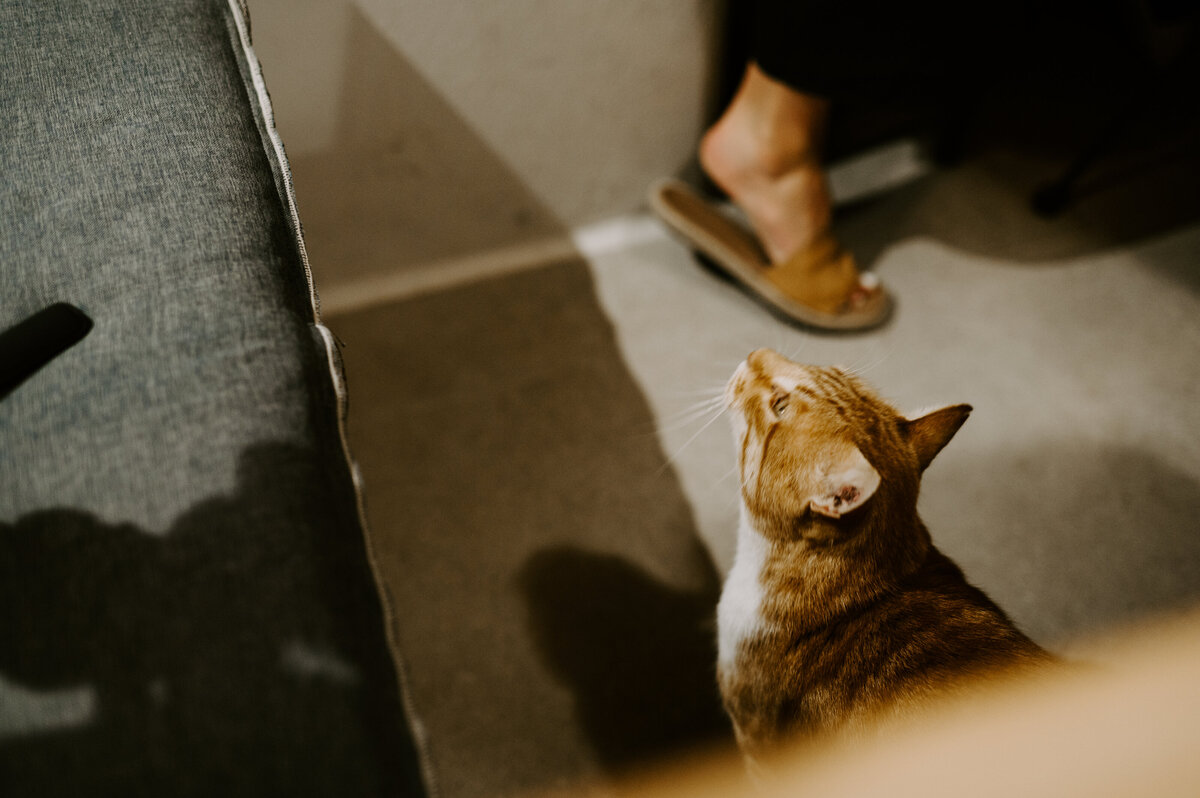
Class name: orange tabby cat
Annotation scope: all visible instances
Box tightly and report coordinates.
[718,349,1052,768]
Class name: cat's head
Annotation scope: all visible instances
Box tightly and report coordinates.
[725,349,970,540]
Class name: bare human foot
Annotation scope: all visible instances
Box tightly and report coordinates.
[698,63,836,266]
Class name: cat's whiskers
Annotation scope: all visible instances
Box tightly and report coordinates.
[781,337,813,365]
[666,388,727,399]
[843,339,897,377]
[655,400,728,478]
[656,393,727,432]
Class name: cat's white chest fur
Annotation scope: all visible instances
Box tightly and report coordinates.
[717,507,770,672]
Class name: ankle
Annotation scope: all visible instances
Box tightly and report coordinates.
[698,111,833,263]
[700,86,827,196]
[700,114,806,192]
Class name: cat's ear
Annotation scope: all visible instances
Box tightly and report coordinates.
[902,404,972,471]
[809,445,881,519]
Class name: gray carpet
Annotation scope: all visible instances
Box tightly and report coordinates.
[323,76,1200,798]
[331,261,733,798]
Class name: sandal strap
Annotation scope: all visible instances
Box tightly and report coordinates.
[763,232,863,315]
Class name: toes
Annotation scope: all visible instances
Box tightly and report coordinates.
[845,275,883,311]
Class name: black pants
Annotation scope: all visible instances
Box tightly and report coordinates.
[749,0,1038,103]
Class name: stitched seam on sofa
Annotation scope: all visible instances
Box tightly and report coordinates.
[221,3,442,793]
[223,0,317,322]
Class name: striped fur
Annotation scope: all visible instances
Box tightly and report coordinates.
[718,349,1051,768]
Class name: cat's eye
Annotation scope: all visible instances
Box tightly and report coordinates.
[770,392,790,417]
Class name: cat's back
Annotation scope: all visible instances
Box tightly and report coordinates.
[858,549,1050,686]
[723,548,1050,752]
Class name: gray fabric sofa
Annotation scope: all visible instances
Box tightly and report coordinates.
[1,1,429,794]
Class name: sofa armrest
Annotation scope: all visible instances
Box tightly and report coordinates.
[0,1,428,793]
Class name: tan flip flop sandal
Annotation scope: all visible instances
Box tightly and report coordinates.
[649,178,893,332]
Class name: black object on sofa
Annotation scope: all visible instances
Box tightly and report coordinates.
[0,1,430,794]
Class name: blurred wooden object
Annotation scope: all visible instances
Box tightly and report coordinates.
[564,608,1200,798]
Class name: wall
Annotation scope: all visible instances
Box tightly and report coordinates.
[247,0,724,296]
